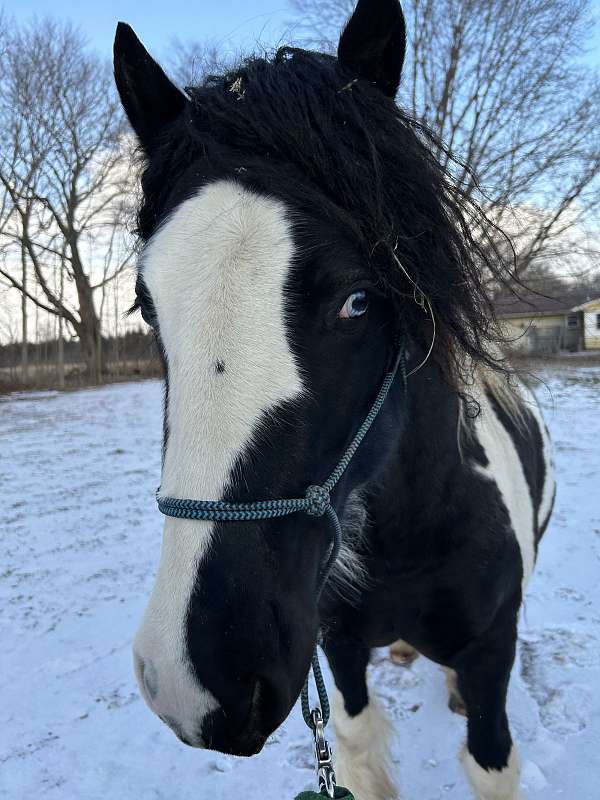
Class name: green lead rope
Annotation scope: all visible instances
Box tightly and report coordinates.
[157,345,406,799]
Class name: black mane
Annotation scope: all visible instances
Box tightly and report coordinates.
[137,46,513,385]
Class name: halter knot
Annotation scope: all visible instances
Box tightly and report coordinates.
[304,485,331,517]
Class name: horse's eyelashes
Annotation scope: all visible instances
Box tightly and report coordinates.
[133,277,157,326]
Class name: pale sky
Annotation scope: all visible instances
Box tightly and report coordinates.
[6,0,296,63]
[1,0,598,344]
[6,0,600,69]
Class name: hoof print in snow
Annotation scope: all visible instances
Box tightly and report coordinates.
[520,629,597,735]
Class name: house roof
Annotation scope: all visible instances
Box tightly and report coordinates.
[494,287,600,318]
[571,297,600,312]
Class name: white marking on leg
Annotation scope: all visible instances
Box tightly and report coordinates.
[461,744,523,800]
[443,666,458,694]
[332,689,397,800]
[133,180,303,741]
[473,391,536,590]
[443,666,467,716]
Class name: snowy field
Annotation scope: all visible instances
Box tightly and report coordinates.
[1,367,599,800]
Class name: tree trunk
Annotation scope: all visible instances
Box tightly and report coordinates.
[57,265,65,388]
[20,244,28,383]
[57,326,65,388]
[70,245,104,384]
[77,318,103,384]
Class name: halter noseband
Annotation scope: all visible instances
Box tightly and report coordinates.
[156,343,407,796]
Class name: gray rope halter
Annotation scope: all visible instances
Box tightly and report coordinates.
[157,344,407,733]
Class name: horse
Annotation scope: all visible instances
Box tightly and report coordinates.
[113,0,555,797]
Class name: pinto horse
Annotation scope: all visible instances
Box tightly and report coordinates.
[114,1,555,797]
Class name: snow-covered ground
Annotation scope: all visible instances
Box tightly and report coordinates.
[1,368,599,800]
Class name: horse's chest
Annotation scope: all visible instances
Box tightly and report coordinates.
[324,521,522,664]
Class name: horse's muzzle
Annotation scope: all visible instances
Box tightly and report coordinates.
[199,675,282,756]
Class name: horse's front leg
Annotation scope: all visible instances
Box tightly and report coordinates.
[455,616,523,800]
[324,639,397,800]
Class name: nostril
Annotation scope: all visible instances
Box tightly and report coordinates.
[258,677,287,735]
[133,651,144,687]
[246,675,283,737]
[143,661,159,700]
[134,652,159,701]
[250,678,262,714]
[238,676,264,735]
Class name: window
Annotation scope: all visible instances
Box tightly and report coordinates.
[566,313,579,329]
[596,313,600,330]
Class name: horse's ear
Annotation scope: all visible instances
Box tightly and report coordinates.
[337,0,406,98]
[114,22,188,150]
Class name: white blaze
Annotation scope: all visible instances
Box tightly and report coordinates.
[133,180,303,742]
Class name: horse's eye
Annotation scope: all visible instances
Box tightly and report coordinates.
[338,290,368,319]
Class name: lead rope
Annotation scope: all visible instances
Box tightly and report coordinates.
[157,344,407,799]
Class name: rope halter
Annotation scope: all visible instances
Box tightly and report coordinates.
[156,343,407,797]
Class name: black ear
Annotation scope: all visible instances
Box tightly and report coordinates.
[114,22,187,150]
[337,0,406,98]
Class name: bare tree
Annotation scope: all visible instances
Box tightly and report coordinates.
[0,283,19,346]
[290,0,600,280]
[0,16,30,380]
[166,38,230,88]
[0,19,133,383]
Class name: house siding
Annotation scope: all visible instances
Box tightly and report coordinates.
[501,313,580,353]
[582,302,600,350]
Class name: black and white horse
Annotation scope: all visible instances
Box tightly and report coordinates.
[114,1,555,797]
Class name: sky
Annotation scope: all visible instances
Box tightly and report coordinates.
[5,0,299,64]
[4,0,599,69]
[2,0,598,344]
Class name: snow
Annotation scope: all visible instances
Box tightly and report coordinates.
[1,367,599,800]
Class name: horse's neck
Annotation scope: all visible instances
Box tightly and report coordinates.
[379,362,465,523]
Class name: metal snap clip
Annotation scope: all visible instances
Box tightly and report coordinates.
[311,708,337,799]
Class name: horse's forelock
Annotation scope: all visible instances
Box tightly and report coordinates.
[137,46,515,391]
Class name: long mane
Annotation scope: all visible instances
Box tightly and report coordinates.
[137,46,515,389]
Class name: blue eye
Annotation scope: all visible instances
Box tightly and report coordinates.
[339,290,369,319]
